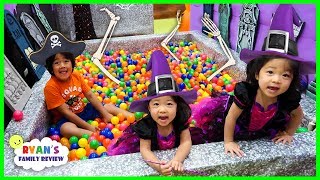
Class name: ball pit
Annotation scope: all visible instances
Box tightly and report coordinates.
[48,40,238,161]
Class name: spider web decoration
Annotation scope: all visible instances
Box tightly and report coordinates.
[116,4,134,10]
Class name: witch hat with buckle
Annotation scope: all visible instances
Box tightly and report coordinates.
[129,50,197,113]
[240,4,315,75]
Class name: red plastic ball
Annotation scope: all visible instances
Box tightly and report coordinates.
[13,110,23,121]
[50,135,61,142]
[225,84,235,92]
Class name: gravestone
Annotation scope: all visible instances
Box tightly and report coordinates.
[20,12,45,47]
[55,4,153,40]
[32,4,52,33]
[236,4,259,52]
[218,4,231,47]
[4,55,32,111]
[4,10,46,81]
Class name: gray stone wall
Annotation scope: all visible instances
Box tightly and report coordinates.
[55,4,154,40]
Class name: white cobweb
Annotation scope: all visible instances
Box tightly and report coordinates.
[116,4,134,10]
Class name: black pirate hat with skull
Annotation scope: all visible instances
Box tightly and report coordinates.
[29,31,86,65]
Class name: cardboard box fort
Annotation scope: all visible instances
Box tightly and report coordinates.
[4,4,315,176]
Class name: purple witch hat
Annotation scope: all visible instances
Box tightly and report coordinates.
[240,4,315,75]
[129,50,197,113]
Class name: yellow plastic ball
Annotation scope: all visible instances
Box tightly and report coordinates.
[96,146,107,156]
[76,148,87,159]
[78,138,88,148]
[111,116,120,125]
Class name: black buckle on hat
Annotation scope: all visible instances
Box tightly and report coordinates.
[264,30,298,56]
[147,74,177,96]
[265,30,289,54]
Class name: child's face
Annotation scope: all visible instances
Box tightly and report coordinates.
[256,58,293,99]
[52,53,73,81]
[148,96,177,128]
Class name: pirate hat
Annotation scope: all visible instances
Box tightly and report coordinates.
[129,50,197,113]
[29,31,86,65]
[240,4,315,75]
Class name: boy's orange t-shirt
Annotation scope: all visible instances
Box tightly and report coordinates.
[44,71,91,123]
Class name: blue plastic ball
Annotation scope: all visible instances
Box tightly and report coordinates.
[105,131,114,139]
[70,143,79,150]
[179,83,186,90]
[98,74,104,79]
[88,153,99,159]
[100,152,108,157]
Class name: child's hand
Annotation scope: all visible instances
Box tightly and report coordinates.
[272,131,294,144]
[169,160,184,172]
[224,141,245,157]
[159,161,173,176]
[88,125,99,132]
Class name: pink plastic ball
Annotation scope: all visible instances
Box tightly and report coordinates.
[13,110,23,121]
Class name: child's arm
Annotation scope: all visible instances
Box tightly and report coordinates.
[140,138,172,176]
[272,105,303,144]
[170,128,192,172]
[224,102,244,157]
[84,90,112,122]
[55,104,96,132]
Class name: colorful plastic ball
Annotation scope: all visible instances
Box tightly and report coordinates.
[134,112,144,120]
[69,136,79,144]
[91,121,99,127]
[51,130,60,136]
[50,135,60,142]
[81,134,90,140]
[13,110,23,121]
[89,139,100,149]
[78,138,88,148]
[80,156,88,160]
[225,84,235,92]
[96,146,107,156]
[100,152,108,157]
[119,103,128,110]
[98,74,104,79]
[111,116,120,125]
[76,148,87,159]
[70,143,79,150]
[127,115,135,123]
[98,122,107,130]
[102,138,111,148]
[88,152,99,159]
[48,127,56,136]
[296,127,308,133]
[105,131,114,139]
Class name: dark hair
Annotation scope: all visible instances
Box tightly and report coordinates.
[246,55,301,94]
[171,96,192,131]
[45,52,75,75]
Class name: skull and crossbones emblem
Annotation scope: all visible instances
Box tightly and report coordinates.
[50,35,61,49]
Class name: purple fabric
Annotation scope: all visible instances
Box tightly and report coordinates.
[157,131,176,150]
[248,102,277,131]
[146,50,171,83]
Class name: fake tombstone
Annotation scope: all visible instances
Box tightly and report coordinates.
[236,4,259,52]
[4,55,32,111]
[20,12,46,47]
[4,10,46,81]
